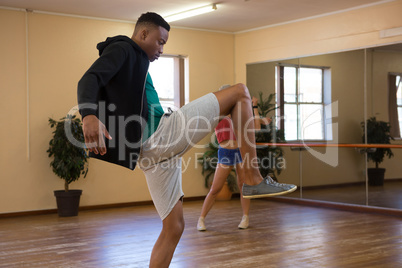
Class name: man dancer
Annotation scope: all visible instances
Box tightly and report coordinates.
[78,12,296,267]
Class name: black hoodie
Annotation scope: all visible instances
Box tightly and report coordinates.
[77,35,149,170]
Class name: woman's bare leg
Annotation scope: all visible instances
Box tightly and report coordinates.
[235,163,250,216]
[200,164,233,218]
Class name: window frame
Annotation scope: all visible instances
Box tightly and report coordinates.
[389,72,402,138]
[276,64,332,142]
[148,54,186,110]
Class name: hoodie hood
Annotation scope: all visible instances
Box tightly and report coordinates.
[96,35,143,56]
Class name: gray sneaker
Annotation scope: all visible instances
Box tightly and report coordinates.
[242,176,297,199]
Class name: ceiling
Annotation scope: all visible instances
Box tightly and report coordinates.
[0,0,393,33]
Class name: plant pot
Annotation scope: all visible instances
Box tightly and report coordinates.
[216,182,233,201]
[367,168,385,186]
[54,189,82,217]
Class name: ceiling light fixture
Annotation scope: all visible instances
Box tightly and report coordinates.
[165,4,217,22]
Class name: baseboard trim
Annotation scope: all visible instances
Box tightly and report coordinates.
[301,177,402,190]
[0,196,208,218]
[266,196,402,217]
[0,209,58,218]
[2,193,400,218]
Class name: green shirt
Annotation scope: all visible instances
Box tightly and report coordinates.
[143,73,165,141]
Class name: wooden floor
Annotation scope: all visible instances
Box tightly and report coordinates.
[1,199,402,268]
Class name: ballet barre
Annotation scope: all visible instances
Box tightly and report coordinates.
[256,143,402,149]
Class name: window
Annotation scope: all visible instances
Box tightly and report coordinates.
[148,55,186,112]
[388,73,402,138]
[396,75,402,133]
[276,65,332,141]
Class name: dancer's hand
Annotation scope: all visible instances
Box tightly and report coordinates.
[252,96,258,107]
[262,116,272,125]
[82,115,112,155]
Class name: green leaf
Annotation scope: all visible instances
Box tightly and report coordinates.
[47,117,88,186]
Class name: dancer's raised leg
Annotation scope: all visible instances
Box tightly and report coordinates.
[213,83,297,199]
[213,83,262,185]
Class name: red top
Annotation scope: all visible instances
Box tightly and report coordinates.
[215,117,237,143]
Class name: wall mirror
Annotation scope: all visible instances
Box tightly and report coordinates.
[246,43,402,211]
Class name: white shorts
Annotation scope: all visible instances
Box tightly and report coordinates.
[138,93,220,220]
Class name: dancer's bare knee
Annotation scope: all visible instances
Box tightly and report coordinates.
[171,218,185,239]
[209,187,221,196]
[214,83,251,115]
[232,83,251,101]
[163,215,184,239]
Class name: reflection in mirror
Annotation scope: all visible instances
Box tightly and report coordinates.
[297,50,367,206]
[247,58,302,195]
[246,48,387,208]
[366,44,402,210]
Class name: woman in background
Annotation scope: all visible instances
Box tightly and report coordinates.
[197,87,271,231]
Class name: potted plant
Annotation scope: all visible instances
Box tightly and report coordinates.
[361,117,394,186]
[47,115,88,216]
